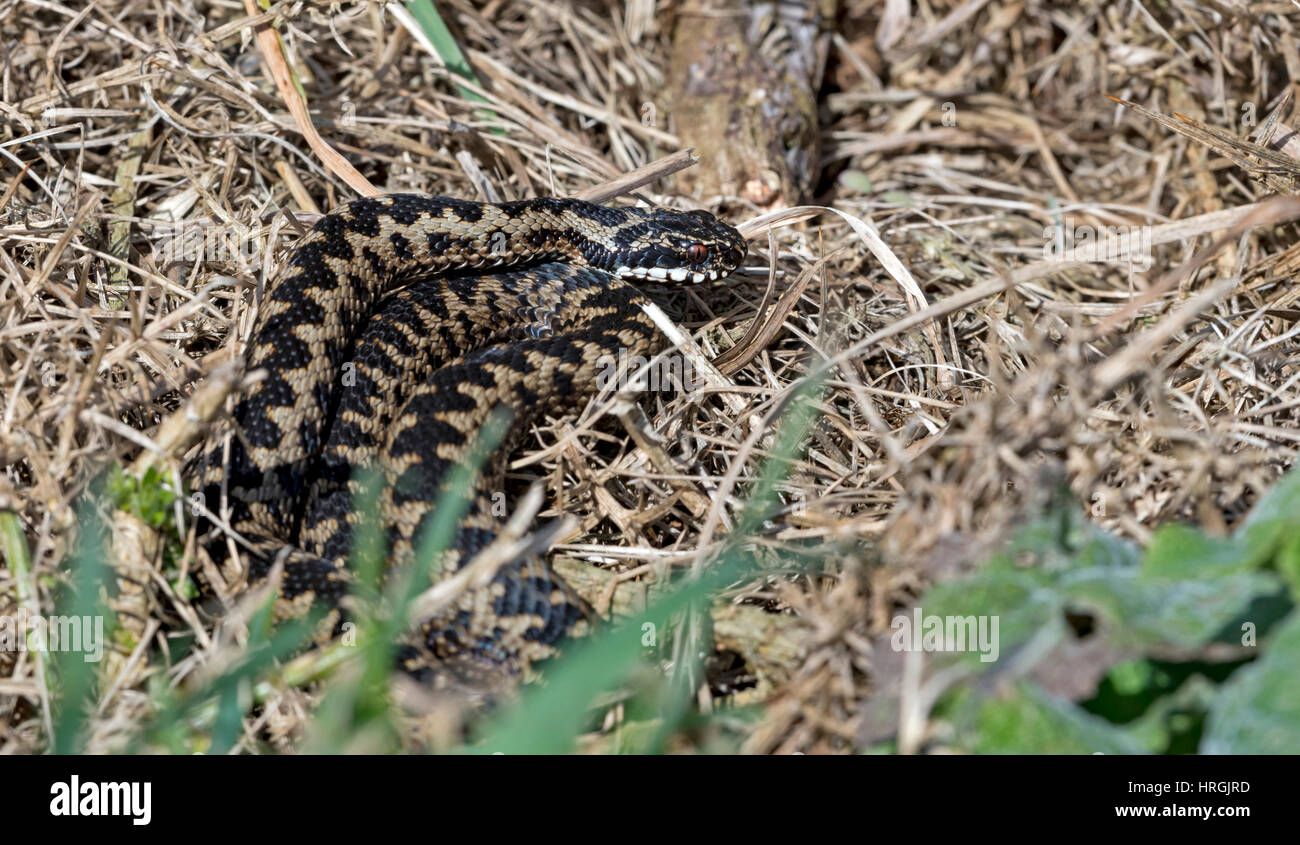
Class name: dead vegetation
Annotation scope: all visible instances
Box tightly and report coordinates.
[2,0,1300,753]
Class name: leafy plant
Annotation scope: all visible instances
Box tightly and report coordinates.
[911,471,1300,753]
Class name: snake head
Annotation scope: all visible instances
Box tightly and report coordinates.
[596,206,747,284]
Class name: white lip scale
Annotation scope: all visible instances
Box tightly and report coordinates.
[615,266,720,283]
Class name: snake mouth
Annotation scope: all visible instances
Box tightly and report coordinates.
[614,265,721,283]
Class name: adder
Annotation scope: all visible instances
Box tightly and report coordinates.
[195,193,746,685]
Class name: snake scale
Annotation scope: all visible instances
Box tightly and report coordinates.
[196,194,746,686]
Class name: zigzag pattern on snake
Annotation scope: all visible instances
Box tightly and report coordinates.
[195,194,746,684]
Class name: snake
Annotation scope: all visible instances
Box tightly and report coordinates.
[196,193,747,687]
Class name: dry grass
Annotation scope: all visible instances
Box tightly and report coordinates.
[2,0,1300,753]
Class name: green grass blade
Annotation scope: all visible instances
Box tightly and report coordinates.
[472,379,824,754]
[303,409,511,750]
[403,0,503,132]
[50,499,115,754]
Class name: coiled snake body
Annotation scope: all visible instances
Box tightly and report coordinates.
[197,194,746,684]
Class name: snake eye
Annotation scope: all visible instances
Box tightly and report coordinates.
[686,243,709,264]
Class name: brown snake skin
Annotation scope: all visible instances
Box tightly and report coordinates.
[195,193,746,684]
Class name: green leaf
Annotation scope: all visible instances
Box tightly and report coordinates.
[955,683,1148,754]
[1278,529,1300,601]
[1202,609,1300,753]
[1061,569,1282,650]
[1106,672,1220,754]
[1143,525,1265,578]
[985,504,1140,573]
[913,568,1061,667]
[1239,467,1300,531]
[839,170,873,193]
